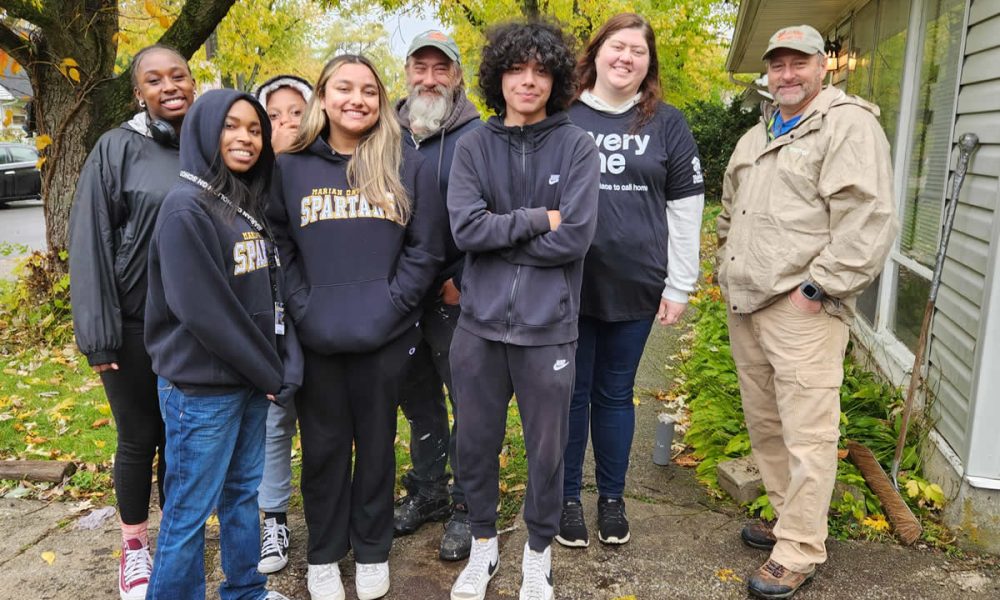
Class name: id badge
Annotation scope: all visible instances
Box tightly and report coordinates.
[274,302,286,336]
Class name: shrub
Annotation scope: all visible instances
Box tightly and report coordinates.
[683,96,759,202]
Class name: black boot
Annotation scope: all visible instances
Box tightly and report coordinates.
[438,503,472,561]
[393,493,451,536]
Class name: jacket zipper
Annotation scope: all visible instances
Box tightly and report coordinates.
[503,128,528,343]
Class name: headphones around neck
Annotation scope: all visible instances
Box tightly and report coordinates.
[147,114,179,148]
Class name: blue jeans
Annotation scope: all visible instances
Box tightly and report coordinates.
[149,378,270,600]
[258,399,297,513]
[563,316,654,500]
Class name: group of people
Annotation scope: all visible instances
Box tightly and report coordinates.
[67,11,896,600]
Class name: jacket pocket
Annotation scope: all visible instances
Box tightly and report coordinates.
[510,265,569,327]
[746,213,788,292]
[461,255,513,324]
[298,278,409,353]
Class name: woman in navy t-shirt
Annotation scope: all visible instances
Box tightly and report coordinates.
[560,13,705,548]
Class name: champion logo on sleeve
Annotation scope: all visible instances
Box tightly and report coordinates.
[548,174,560,185]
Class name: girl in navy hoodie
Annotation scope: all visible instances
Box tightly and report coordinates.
[269,54,446,600]
[144,89,300,600]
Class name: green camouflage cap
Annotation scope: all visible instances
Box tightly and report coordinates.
[407,30,461,65]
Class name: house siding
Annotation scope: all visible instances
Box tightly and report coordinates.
[928,0,1000,463]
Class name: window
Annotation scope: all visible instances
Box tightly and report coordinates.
[890,0,965,352]
[7,146,37,163]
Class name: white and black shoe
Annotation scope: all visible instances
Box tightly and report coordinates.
[258,516,290,574]
[597,497,630,545]
[519,542,553,600]
[451,536,499,600]
[554,498,589,548]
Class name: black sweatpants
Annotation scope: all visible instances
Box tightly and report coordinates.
[399,300,464,504]
[297,325,421,564]
[450,327,576,551]
[99,323,166,525]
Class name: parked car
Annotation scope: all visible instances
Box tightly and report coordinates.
[0,142,41,207]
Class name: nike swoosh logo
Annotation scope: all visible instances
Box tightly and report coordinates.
[553,359,569,371]
[545,570,553,586]
[548,174,560,185]
[488,560,498,576]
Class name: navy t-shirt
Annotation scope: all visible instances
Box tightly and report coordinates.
[568,102,704,321]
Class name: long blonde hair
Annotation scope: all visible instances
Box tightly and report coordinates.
[289,54,410,224]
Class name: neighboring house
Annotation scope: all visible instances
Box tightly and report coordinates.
[0,62,33,137]
[727,0,1000,553]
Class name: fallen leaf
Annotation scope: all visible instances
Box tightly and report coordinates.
[41,551,55,565]
[837,448,849,460]
[715,568,742,583]
[673,453,700,468]
[91,418,110,429]
[206,514,219,527]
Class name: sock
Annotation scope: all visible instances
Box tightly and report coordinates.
[121,520,149,547]
[264,511,287,526]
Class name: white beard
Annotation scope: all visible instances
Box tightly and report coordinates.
[406,84,453,138]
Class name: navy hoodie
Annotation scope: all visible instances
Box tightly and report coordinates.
[447,112,600,346]
[145,89,303,398]
[269,134,447,354]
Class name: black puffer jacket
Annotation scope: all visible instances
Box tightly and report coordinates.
[69,114,180,366]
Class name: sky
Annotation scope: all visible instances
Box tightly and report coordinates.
[383,11,449,59]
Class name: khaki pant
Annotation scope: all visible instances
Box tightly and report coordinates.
[727,295,849,572]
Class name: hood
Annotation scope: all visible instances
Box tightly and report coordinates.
[123,112,153,138]
[761,86,881,125]
[302,131,351,165]
[484,111,570,151]
[255,74,313,109]
[179,88,274,180]
[395,88,481,137]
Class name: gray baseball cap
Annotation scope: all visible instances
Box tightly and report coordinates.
[407,30,461,65]
[762,25,825,60]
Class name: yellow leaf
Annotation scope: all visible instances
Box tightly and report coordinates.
[112,548,122,558]
[206,514,219,527]
[10,61,19,75]
[715,568,742,583]
[3,110,11,127]
[633,395,641,406]
[93,440,106,448]
[35,135,52,151]
[68,68,80,83]
[498,453,509,469]
[35,156,46,170]
[157,15,172,28]
[60,57,79,69]
[0,51,8,74]
[144,0,162,18]
[41,551,55,565]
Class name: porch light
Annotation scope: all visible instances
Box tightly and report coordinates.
[848,50,858,72]
[825,36,842,71]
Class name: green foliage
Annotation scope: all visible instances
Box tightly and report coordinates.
[679,220,947,546]
[683,96,760,202]
[0,251,73,351]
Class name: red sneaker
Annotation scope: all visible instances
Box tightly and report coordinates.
[119,537,152,600]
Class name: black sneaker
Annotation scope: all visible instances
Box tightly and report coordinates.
[597,497,630,545]
[554,499,589,548]
[394,493,451,536]
[439,504,472,561]
[257,516,290,574]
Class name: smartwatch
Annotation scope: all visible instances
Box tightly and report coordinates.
[799,280,824,302]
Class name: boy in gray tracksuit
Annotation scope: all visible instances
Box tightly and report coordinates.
[446,20,600,600]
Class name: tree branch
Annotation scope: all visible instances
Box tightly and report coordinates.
[0,20,32,65]
[453,0,484,30]
[155,0,239,59]
[0,0,48,27]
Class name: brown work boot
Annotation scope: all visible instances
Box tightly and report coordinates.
[748,559,815,599]
[741,519,777,550]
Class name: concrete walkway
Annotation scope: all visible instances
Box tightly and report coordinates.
[1,325,997,599]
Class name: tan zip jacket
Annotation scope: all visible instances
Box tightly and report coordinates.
[718,86,899,322]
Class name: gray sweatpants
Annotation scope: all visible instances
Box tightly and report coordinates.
[450,326,576,551]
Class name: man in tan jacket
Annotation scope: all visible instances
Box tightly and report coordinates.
[718,24,898,599]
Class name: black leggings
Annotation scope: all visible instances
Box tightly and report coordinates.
[100,324,166,525]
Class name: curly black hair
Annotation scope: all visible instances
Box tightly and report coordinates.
[478,20,577,118]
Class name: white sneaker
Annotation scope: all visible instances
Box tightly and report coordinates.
[451,537,499,600]
[355,561,390,600]
[119,538,152,600]
[519,542,553,600]
[307,562,346,600]
[258,517,290,574]
[264,592,291,600]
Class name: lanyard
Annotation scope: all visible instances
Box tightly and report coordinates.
[179,170,286,335]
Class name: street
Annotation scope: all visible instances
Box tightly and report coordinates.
[0,198,45,279]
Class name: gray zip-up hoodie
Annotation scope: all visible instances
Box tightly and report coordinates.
[447,112,600,346]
